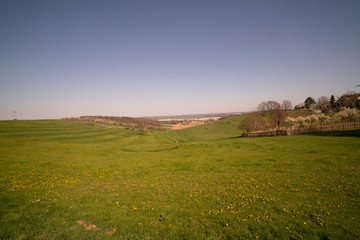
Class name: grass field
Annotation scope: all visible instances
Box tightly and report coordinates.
[0,118,359,239]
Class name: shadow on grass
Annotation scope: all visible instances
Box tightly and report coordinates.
[226,128,360,139]
[225,135,243,139]
[306,128,360,138]
[225,135,279,139]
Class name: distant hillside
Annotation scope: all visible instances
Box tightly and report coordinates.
[143,112,245,121]
[66,116,163,130]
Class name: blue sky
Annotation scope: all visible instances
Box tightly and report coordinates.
[1,0,360,120]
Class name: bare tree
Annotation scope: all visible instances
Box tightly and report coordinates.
[316,96,330,111]
[257,101,281,112]
[272,108,286,129]
[257,101,267,112]
[256,101,285,129]
[281,100,293,110]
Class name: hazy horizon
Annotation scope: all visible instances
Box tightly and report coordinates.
[1,0,360,120]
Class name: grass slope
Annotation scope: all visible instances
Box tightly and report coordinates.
[0,118,359,239]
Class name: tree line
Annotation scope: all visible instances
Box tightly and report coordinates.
[240,92,360,133]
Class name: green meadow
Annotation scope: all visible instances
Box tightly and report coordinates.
[0,118,359,239]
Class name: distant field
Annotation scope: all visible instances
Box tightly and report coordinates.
[0,118,359,239]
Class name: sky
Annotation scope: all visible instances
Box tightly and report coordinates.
[1,0,360,120]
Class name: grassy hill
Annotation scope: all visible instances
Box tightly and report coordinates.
[0,117,359,239]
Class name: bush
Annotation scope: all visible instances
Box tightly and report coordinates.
[335,107,359,123]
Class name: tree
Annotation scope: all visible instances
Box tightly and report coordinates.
[295,116,306,128]
[336,92,360,109]
[304,97,316,109]
[294,104,303,110]
[317,113,329,130]
[256,102,266,112]
[316,96,330,112]
[285,117,296,129]
[318,113,329,125]
[282,100,293,110]
[335,107,359,128]
[346,108,359,122]
[340,107,359,122]
[335,110,348,128]
[272,109,286,129]
[268,101,281,111]
[330,95,336,109]
[138,124,147,135]
[256,101,285,129]
[304,115,318,130]
[257,101,281,112]
[239,114,258,133]
[327,110,337,129]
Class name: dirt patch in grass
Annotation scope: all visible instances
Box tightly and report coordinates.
[16,235,24,240]
[76,220,85,225]
[106,228,117,236]
[76,220,100,231]
[67,226,77,231]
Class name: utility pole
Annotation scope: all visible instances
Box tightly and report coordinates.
[13,111,17,120]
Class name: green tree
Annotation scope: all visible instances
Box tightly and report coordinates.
[138,124,147,135]
[330,95,336,109]
[304,97,316,109]
[294,104,303,110]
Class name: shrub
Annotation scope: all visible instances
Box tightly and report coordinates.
[335,107,359,123]
[285,117,296,129]
[318,114,329,126]
[295,116,306,128]
[305,115,318,128]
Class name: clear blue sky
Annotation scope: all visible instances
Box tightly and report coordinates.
[1,0,360,120]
